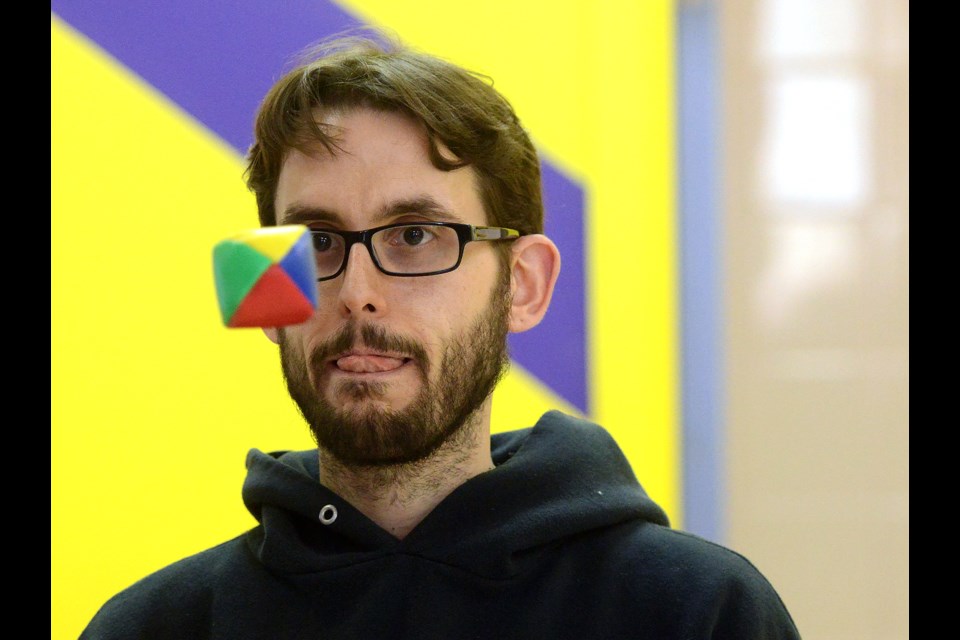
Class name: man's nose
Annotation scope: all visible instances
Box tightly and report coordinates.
[336,241,388,318]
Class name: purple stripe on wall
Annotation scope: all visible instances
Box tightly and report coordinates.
[51,0,364,154]
[509,162,587,414]
[53,0,588,414]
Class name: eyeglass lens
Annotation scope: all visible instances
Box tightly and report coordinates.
[312,224,462,277]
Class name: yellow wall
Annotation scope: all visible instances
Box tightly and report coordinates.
[51,4,677,638]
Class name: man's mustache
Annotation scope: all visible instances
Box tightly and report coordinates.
[308,322,430,377]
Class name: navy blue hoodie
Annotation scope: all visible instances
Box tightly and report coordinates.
[80,411,801,639]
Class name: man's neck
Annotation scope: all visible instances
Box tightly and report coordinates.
[317,406,495,540]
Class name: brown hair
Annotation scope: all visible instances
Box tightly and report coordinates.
[244,32,543,239]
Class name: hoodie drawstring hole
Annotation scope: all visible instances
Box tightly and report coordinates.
[319,504,338,525]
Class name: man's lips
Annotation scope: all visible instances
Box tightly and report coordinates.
[333,353,410,373]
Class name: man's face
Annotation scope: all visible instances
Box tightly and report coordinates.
[273,107,511,466]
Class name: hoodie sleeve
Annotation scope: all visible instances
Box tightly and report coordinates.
[705,562,802,639]
[663,531,803,639]
[79,570,211,640]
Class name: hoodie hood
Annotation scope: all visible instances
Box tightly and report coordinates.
[241,410,670,579]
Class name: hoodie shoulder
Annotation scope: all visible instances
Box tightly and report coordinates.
[79,536,253,639]
[571,515,801,639]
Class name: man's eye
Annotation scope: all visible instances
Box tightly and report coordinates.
[401,226,428,246]
[313,233,335,252]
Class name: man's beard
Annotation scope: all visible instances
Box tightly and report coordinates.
[277,271,511,467]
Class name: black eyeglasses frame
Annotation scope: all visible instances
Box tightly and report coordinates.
[309,221,521,281]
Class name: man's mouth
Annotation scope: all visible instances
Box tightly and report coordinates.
[333,353,411,373]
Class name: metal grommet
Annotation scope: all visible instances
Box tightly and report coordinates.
[319,504,338,525]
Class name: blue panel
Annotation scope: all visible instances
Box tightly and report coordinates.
[679,1,725,542]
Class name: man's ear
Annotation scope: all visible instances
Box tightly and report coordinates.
[263,327,280,344]
[508,234,561,333]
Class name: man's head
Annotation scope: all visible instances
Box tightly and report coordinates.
[245,36,560,467]
[246,34,544,243]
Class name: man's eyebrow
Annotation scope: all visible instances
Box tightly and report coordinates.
[280,196,459,227]
[376,196,458,223]
[280,205,343,226]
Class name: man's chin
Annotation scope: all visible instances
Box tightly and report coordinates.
[327,381,415,413]
[332,400,410,424]
[312,406,448,467]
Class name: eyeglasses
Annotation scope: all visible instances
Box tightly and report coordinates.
[309,222,520,281]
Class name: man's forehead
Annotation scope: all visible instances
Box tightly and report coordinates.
[304,105,423,147]
[275,127,486,227]
[291,106,465,166]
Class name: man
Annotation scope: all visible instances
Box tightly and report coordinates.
[81,34,801,639]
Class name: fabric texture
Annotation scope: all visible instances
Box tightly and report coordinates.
[81,410,801,639]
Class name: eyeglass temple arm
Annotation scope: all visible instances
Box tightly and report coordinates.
[472,226,520,241]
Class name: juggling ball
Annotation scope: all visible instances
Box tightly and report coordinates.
[213,225,318,327]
